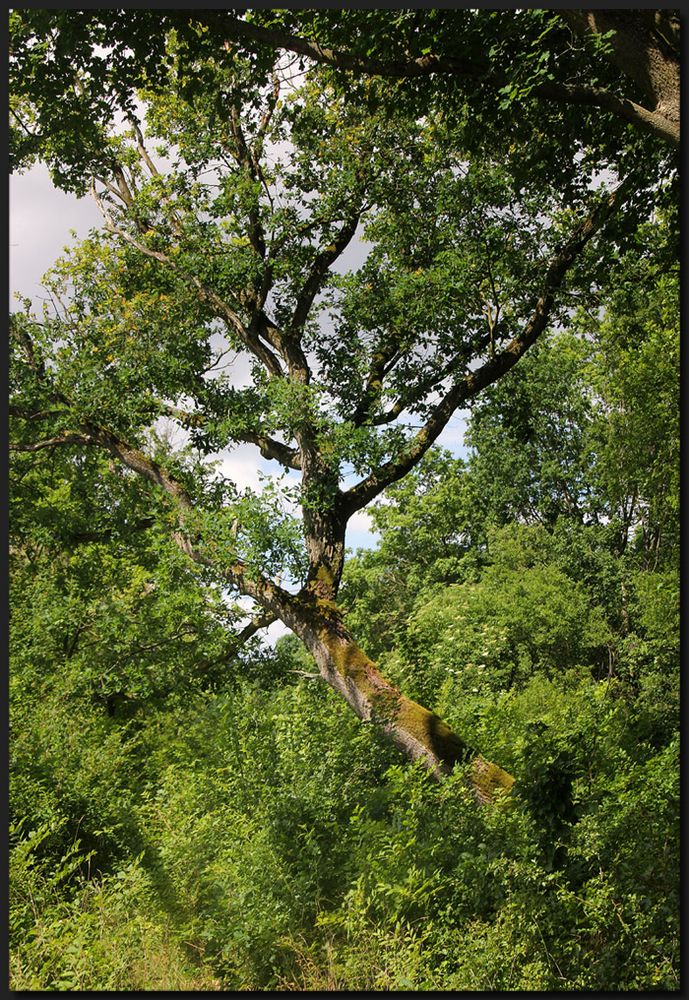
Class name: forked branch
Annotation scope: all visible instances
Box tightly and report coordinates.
[341,181,627,516]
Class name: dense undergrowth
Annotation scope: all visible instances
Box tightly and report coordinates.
[9,649,680,990]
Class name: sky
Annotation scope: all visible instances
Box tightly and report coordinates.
[10,161,470,642]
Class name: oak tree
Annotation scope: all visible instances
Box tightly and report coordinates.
[9,11,676,800]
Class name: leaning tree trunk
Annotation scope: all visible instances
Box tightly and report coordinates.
[277,593,515,804]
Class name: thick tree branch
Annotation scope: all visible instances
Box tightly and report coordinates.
[254,309,311,381]
[161,402,301,469]
[94,173,134,208]
[557,10,679,145]
[211,13,484,79]
[291,209,362,332]
[11,333,195,510]
[227,103,267,259]
[238,431,302,470]
[351,330,493,428]
[111,165,136,208]
[9,404,66,422]
[10,432,96,453]
[89,426,196,511]
[534,80,679,147]
[129,116,161,178]
[559,10,678,107]
[233,612,278,646]
[341,181,627,516]
[348,341,403,427]
[199,12,680,146]
[12,394,299,614]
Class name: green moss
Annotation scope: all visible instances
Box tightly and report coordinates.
[394,698,471,767]
[471,757,516,804]
[325,636,387,699]
[316,621,515,803]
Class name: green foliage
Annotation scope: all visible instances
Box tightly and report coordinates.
[10,821,223,991]
[582,266,680,563]
[9,11,678,992]
[11,9,677,204]
[10,597,679,991]
[339,450,482,659]
[465,255,679,560]
[387,524,611,711]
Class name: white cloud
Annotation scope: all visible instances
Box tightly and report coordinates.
[348,508,375,535]
[346,508,379,552]
[265,618,291,644]
[216,443,269,494]
[10,164,102,302]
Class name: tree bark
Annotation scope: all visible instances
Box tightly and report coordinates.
[274,592,515,803]
[559,10,680,146]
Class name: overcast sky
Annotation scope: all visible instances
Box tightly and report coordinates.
[10,161,469,640]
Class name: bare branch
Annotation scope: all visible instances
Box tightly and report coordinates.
[94,173,134,208]
[128,116,161,177]
[10,432,96,452]
[289,669,323,681]
[112,165,135,208]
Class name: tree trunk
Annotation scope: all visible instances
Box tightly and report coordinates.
[560,10,680,144]
[276,593,515,804]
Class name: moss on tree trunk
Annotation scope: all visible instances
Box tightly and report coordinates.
[280,595,515,803]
